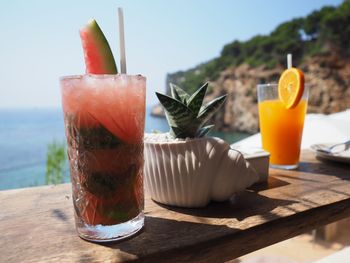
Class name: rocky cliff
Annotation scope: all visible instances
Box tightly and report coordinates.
[153,1,350,134]
[206,53,350,134]
[153,54,350,134]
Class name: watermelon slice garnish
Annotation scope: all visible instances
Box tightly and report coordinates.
[80,19,118,74]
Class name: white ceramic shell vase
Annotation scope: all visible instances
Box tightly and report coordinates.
[144,134,259,208]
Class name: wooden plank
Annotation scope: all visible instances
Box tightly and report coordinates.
[1,151,350,262]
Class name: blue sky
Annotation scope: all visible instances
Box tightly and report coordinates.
[0,0,343,108]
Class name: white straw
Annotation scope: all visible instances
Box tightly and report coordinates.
[118,7,127,74]
[287,53,292,69]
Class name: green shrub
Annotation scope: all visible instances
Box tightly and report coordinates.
[168,0,350,93]
[45,141,66,185]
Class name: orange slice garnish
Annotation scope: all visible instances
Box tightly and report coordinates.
[278,67,305,109]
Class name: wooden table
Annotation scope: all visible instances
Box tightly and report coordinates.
[1,151,350,262]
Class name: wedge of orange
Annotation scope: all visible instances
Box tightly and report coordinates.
[278,67,305,109]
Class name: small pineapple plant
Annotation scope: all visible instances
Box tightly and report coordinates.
[144,82,258,208]
[155,82,227,139]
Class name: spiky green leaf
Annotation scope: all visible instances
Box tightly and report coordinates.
[198,94,227,125]
[170,83,190,104]
[156,92,194,129]
[187,82,208,116]
[196,125,214,138]
[169,126,186,138]
[170,84,182,102]
[156,81,227,139]
[171,121,203,138]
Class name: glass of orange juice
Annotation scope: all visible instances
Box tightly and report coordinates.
[257,83,308,169]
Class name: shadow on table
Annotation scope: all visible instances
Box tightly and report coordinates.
[297,160,350,180]
[51,208,69,221]
[99,216,240,262]
[96,193,295,262]
[248,176,290,192]
[77,179,297,261]
[154,190,296,221]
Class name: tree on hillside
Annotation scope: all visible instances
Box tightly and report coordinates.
[319,0,350,52]
[168,0,350,91]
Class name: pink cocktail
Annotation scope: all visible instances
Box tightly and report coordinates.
[60,74,146,241]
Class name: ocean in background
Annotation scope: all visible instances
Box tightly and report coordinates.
[0,107,249,190]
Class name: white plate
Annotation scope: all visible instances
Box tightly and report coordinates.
[310,143,350,164]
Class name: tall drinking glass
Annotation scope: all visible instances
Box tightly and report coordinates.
[257,84,308,169]
[60,74,146,242]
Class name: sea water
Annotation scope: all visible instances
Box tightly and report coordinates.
[0,107,249,190]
